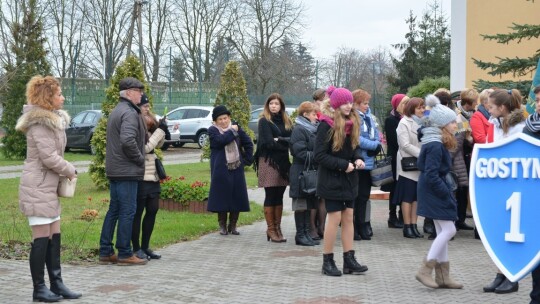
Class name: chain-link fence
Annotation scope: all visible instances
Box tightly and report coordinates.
[59,78,391,129]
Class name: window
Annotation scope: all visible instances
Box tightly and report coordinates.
[198,110,210,118]
[185,109,201,119]
[168,109,185,120]
[72,112,86,124]
[251,109,262,120]
[83,112,97,124]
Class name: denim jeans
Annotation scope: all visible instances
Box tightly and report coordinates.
[99,180,138,259]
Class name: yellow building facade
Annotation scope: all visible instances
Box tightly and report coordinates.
[450,0,539,91]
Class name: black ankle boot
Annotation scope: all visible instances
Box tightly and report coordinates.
[423,218,435,234]
[359,223,371,240]
[46,234,82,299]
[388,213,403,228]
[303,211,319,245]
[366,221,373,237]
[483,273,506,292]
[30,237,63,303]
[403,224,417,238]
[295,211,313,246]
[218,212,228,235]
[343,250,368,274]
[494,278,519,294]
[322,253,342,276]
[412,224,424,238]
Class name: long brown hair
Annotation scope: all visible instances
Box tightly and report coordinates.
[442,127,457,150]
[489,89,523,134]
[261,93,293,130]
[328,106,360,152]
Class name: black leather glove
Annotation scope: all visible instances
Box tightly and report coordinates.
[367,144,382,157]
[158,118,171,140]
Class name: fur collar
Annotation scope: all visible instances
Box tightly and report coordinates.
[15,105,70,134]
[320,99,334,117]
[506,107,526,127]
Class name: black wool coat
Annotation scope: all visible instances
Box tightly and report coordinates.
[314,121,361,202]
[289,120,317,199]
[207,125,254,212]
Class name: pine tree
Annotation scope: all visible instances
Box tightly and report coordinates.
[214,61,252,137]
[89,55,150,189]
[389,2,450,94]
[0,0,51,159]
[472,19,540,99]
[201,61,252,160]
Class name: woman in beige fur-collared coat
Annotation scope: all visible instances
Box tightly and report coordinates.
[393,97,425,239]
[16,75,81,302]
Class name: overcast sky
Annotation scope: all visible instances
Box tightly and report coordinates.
[301,0,452,59]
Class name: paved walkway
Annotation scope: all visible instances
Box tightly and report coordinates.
[0,188,532,303]
[0,148,203,179]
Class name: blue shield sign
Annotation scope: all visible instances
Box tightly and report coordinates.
[470,133,540,282]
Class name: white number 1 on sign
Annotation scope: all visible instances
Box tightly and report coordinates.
[505,192,525,243]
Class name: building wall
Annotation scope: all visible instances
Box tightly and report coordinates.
[451,0,539,91]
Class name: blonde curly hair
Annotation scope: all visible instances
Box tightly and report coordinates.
[26,75,61,111]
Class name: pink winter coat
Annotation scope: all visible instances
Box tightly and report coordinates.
[15,105,76,218]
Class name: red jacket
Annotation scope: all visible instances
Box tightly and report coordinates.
[470,110,492,144]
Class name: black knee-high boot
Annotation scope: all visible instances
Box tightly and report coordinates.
[30,237,62,302]
[46,234,82,299]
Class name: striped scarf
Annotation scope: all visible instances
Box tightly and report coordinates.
[526,112,540,133]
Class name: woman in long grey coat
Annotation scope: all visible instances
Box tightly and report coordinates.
[207,105,254,235]
[16,75,81,302]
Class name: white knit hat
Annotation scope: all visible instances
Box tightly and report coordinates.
[423,95,456,127]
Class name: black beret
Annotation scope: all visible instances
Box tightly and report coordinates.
[139,93,149,106]
[212,105,231,121]
[119,77,144,91]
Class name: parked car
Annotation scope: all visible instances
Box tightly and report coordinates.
[163,106,214,148]
[155,114,181,150]
[248,107,296,141]
[65,110,102,154]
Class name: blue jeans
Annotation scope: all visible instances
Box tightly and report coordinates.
[99,180,138,259]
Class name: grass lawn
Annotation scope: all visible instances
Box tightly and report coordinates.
[0,161,263,264]
[0,150,94,166]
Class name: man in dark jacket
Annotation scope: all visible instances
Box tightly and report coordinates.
[99,77,147,266]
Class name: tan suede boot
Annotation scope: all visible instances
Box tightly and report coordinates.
[415,258,439,288]
[435,261,463,289]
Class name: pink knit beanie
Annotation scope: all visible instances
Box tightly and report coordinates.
[391,94,406,110]
[327,86,353,109]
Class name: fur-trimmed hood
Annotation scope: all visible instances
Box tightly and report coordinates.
[320,99,334,117]
[15,105,70,134]
[490,107,526,129]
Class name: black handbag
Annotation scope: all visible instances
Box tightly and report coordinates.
[370,147,394,187]
[401,156,418,171]
[155,158,167,180]
[299,152,317,195]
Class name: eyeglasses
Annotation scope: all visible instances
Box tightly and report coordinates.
[129,88,144,94]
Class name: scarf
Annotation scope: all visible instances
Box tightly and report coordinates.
[477,104,490,120]
[420,126,442,144]
[390,109,402,120]
[526,112,540,133]
[319,114,353,135]
[457,101,474,121]
[215,122,241,170]
[358,111,375,139]
[295,115,319,134]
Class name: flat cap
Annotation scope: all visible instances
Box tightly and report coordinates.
[119,77,144,91]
